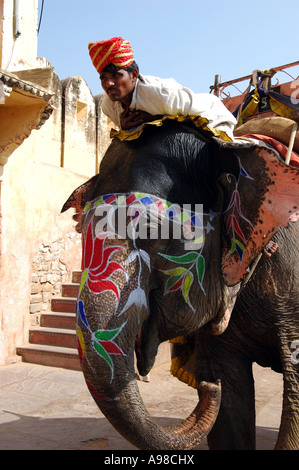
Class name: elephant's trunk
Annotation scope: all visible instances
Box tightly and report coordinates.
[76,220,221,449]
[82,353,221,450]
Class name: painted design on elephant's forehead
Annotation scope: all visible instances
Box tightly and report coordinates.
[81,191,213,315]
[79,216,150,318]
[79,221,126,299]
[83,191,214,237]
[159,230,209,312]
[158,161,253,310]
[225,161,253,262]
[83,192,173,213]
[76,299,126,384]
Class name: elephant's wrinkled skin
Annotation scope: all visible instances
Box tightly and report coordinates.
[63,120,299,450]
[194,221,299,450]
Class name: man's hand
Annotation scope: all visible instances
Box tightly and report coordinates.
[120,107,157,130]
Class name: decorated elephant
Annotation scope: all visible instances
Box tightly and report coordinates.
[62,118,299,450]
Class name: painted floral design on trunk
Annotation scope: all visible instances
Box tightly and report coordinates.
[76,299,126,383]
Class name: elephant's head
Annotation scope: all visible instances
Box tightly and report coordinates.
[63,120,299,449]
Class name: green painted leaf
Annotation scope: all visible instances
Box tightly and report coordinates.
[227,238,246,261]
[94,327,120,342]
[94,196,103,207]
[162,267,187,276]
[79,269,88,294]
[83,202,92,213]
[196,255,205,283]
[161,252,199,264]
[235,239,245,253]
[190,235,205,245]
[94,340,113,370]
[228,239,236,255]
[135,192,148,199]
[182,272,193,304]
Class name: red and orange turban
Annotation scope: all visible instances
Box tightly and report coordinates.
[88,37,134,75]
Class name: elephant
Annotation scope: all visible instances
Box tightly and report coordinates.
[62,118,299,450]
[192,220,299,450]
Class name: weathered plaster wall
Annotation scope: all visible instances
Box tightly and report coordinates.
[0,151,87,362]
[0,71,112,364]
[61,77,97,175]
[0,0,38,71]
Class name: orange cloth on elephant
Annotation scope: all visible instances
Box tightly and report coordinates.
[88,37,134,74]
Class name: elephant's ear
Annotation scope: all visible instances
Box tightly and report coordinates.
[61,174,99,232]
[220,145,299,286]
[61,174,99,213]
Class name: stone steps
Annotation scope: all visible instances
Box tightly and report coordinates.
[61,282,80,298]
[51,297,77,313]
[29,327,77,349]
[40,312,76,330]
[72,271,82,283]
[17,271,82,370]
[16,344,81,371]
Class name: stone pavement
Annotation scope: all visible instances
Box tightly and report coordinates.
[0,360,283,450]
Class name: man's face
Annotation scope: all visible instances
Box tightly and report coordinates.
[100,68,138,103]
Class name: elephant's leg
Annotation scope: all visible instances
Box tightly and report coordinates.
[275,334,299,450]
[208,358,255,450]
[196,331,255,450]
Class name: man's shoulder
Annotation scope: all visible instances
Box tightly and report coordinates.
[138,74,182,93]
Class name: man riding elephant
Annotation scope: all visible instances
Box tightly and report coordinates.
[88,36,236,139]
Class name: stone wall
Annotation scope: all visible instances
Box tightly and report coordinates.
[61,76,97,175]
[30,232,82,325]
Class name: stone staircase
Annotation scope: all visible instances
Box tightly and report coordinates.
[17,271,82,370]
[17,270,170,371]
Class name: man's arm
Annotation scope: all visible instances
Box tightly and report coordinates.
[120,107,159,130]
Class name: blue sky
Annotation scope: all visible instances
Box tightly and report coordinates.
[37,0,299,98]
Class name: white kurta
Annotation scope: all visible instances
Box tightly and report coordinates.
[101,74,237,140]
